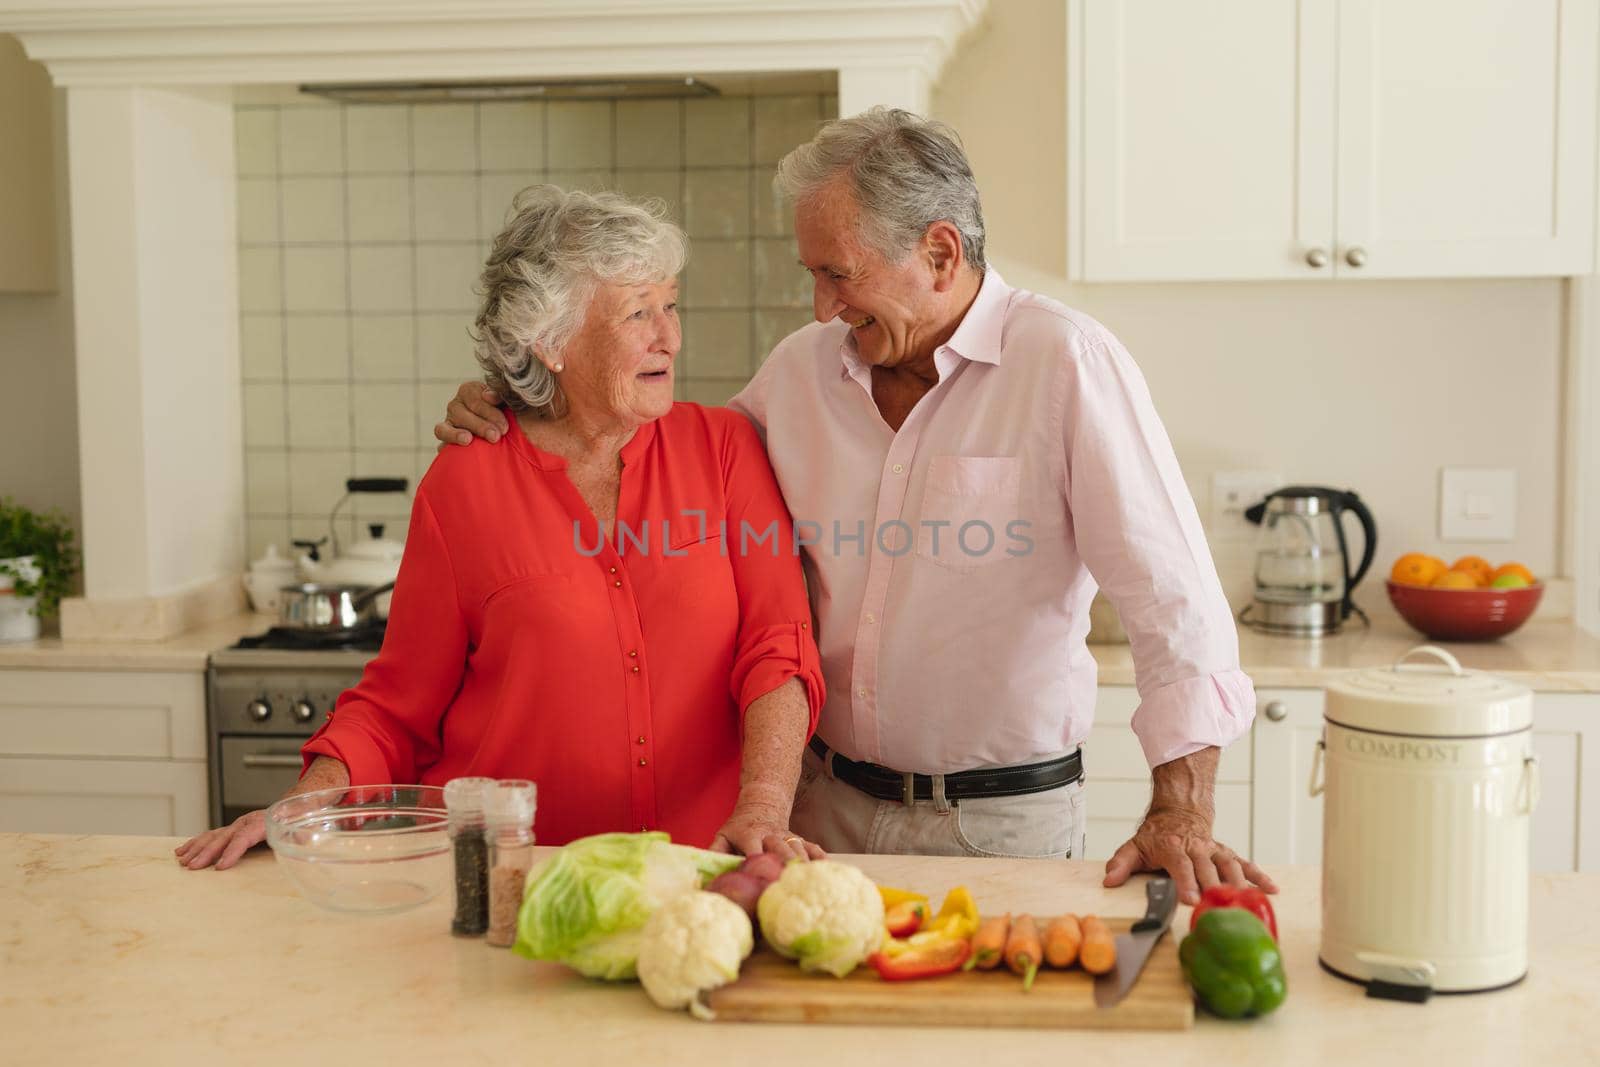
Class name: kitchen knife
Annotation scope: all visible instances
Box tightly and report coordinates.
[1093,877,1178,1008]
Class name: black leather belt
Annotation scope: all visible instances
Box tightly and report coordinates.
[808,736,1083,805]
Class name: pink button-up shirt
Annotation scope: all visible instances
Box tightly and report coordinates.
[729,269,1254,774]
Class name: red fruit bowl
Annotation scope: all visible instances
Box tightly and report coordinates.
[1385,579,1544,642]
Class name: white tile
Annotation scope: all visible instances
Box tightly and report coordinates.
[682,379,744,407]
[235,86,314,107]
[280,177,345,243]
[349,451,416,525]
[279,109,344,176]
[546,169,614,194]
[479,172,543,241]
[353,383,418,449]
[235,110,279,177]
[283,247,348,312]
[411,104,477,172]
[244,450,290,515]
[415,242,486,312]
[753,95,823,165]
[616,100,681,170]
[349,245,414,313]
[684,169,750,239]
[755,307,814,359]
[417,313,478,381]
[684,239,751,308]
[547,101,613,169]
[682,310,752,378]
[285,315,349,381]
[288,450,353,516]
[613,169,683,228]
[347,175,412,243]
[754,237,810,307]
[238,246,283,313]
[822,95,838,119]
[685,98,750,167]
[479,101,544,171]
[416,382,466,446]
[236,177,280,243]
[243,383,286,448]
[286,382,352,449]
[345,106,411,174]
[240,315,283,381]
[246,517,291,563]
[352,315,415,380]
[413,174,479,242]
[751,167,791,236]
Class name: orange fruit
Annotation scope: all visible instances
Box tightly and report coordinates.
[1450,556,1493,587]
[1390,553,1448,587]
[1432,569,1481,590]
[1491,561,1536,585]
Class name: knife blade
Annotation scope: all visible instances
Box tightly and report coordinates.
[1093,877,1178,1008]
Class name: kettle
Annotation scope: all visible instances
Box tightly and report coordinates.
[1240,486,1377,637]
[293,477,409,618]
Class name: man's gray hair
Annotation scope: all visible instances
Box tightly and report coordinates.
[774,106,986,271]
[473,186,687,416]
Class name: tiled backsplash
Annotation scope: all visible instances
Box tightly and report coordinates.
[237,87,836,562]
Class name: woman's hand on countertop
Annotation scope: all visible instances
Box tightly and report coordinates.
[175,809,267,871]
[711,800,826,862]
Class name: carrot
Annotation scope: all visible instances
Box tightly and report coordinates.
[966,913,1010,971]
[1078,915,1117,975]
[1043,913,1082,968]
[1004,914,1042,991]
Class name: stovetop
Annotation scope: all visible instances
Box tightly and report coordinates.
[209,622,386,671]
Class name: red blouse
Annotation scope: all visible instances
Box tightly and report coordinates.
[301,403,824,847]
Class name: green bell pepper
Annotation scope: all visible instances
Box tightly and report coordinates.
[1178,908,1288,1019]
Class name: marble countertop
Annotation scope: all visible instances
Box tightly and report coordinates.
[3,833,1596,1066]
[4,608,1600,692]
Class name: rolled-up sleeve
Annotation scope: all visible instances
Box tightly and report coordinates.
[300,490,467,784]
[1061,338,1256,767]
[716,413,824,731]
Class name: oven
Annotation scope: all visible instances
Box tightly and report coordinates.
[205,625,383,827]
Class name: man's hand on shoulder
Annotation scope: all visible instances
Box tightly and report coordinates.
[1102,747,1278,904]
[434,382,508,448]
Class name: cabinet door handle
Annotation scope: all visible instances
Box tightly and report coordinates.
[1304,247,1330,268]
[1264,700,1287,722]
[241,754,304,769]
[1344,245,1368,268]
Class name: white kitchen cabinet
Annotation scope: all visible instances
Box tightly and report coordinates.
[1526,693,1600,873]
[1249,689,1327,866]
[1069,0,1599,281]
[0,669,208,836]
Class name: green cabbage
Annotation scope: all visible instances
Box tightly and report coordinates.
[512,831,742,980]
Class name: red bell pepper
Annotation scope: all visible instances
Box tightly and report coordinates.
[884,899,928,938]
[1189,885,1278,941]
[867,936,972,981]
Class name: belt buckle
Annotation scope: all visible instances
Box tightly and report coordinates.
[901,771,915,807]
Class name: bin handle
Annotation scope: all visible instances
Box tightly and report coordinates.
[1394,645,1465,675]
[1519,755,1541,815]
[1309,735,1326,798]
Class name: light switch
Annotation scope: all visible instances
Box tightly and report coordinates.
[1210,470,1283,543]
[1438,468,1516,542]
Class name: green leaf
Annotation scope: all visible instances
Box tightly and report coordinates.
[0,497,80,618]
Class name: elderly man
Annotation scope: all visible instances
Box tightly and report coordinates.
[437,108,1272,904]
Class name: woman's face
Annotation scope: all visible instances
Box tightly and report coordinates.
[555,278,680,430]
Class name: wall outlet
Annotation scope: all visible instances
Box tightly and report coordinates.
[1210,470,1283,543]
[1438,467,1516,542]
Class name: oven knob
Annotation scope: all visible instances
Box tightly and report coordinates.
[246,699,272,723]
[292,699,316,724]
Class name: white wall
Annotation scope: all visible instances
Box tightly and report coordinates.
[934,0,1564,609]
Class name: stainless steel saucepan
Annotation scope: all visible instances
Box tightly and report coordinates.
[277,581,396,632]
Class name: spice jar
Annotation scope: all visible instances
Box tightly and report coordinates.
[483,779,538,948]
[444,776,495,937]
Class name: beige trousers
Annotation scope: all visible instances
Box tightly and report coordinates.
[789,747,1088,859]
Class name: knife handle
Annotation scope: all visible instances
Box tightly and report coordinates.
[1132,878,1177,933]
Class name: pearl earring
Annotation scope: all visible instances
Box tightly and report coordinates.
[551,362,564,372]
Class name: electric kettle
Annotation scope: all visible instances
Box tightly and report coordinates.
[1239,486,1377,637]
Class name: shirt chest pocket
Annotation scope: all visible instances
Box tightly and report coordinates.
[915,455,1021,571]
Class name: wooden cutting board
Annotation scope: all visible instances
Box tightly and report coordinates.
[706,917,1193,1030]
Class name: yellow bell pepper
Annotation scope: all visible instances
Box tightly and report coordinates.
[878,885,930,911]
[924,885,980,941]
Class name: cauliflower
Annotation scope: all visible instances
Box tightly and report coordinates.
[636,890,754,1020]
[756,859,885,977]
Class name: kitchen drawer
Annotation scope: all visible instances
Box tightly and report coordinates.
[1081,779,1251,863]
[1089,686,1251,782]
[0,670,205,759]
[0,756,206,836]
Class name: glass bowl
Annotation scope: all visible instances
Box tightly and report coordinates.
[265,784,451,914]
[1385,579,1543,642]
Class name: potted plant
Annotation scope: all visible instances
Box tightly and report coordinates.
[0,497,81,642]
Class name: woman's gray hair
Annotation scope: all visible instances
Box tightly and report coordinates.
[473,186,688,416]
[774,107,986,271]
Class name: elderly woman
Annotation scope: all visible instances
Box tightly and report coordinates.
[177,187,825,870]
